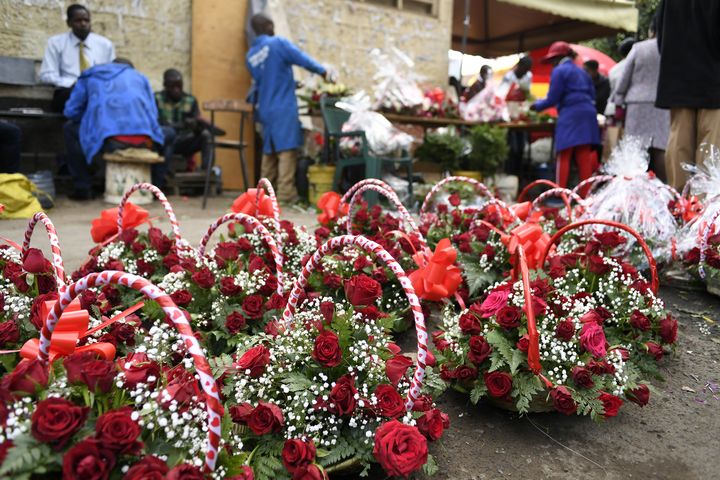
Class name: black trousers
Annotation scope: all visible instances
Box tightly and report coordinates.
[0,121,21,173]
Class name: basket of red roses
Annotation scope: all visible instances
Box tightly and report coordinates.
[223,235,448,479]
[433,220,675,418]
[0,270,250,478]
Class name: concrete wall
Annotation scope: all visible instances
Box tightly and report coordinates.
[0,0,191,90]
[281,0,453,90]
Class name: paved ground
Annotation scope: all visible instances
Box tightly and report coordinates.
[2,195,719,480]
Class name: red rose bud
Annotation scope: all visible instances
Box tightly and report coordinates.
[62,438,116,479]
[455,365,478,384]
[599,392,623,418]
[0,320,20,347]
[432,331,451,352]
[312,330,342,367]
[228,466,255,480]
[264,320,281,337]
[344,274,383,306]
[645,341,664,361]
[373,384,405,418]
[495,306,521,329]
[373,420,428,478]
[136,259,155,277]
[468,335,492,365]
[516,334,530,352]
[484,371,513,398]
[2,358,49,397]
[579,309,604,325]
[319,301,335,324]
[22,248,50,274]
[170,289,192,306]
[282,438,316,474]
[659,315,678,344]
[458,311,482,335]
[291,464,327,480]
[247,402,284,435]
[219,277,242,296]
[225,311,247,334]
[630,310,651,331]
[242,294,265,320]
[612,347,630,361]
[579,322,607,358]
[627,384,650,407]
[95,407,143,454]
[386,354,413,386]
[550,386,577,415]
[237,345,270,377]
[118,352,161,389]
[104,259,125,272]
[322,374,357,416]
[215,241,241,261]
[166,463,205,480]
[31,397,89,449]
[191,267,215,289]
[571,366,594,388]
[229,402,254,423]
[417,408,450,441]
[123,455,169,480]
[555,319,575,341]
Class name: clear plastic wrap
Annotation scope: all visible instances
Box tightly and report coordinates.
[370,47,425,111]
[581,136,678,263]
[458,81,510,123]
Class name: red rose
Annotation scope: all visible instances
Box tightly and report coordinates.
[136,259,156,276]
[131,241,146,255]
[170,289,192,306]
[386,354,413,386]
[319,301,335,323]
[29,292,59,330]
[80,359,117,393]
[95,407,143,454]
[416,408,449,441]
[555,319,575,341]
[248,255,268,274]
[353,255,372,271]
[484,371,513,398]
[226,311,247,334]
[374,384,405,418]
[0,320,19,347]
[247,402,284,435]
[118,352,161,389]
[104,259,125,271]
[31,397,89,449]
[229,402,254,423]
[373,420,428,478]
[312,330,342,367]
[266,292,286,311]
[645,341,664,360]
[119,228,139,244]
[659,315,678,344]
[162,252,179,269]
[458,311,482,335]
[343,274,383,306]
[587,255,611,274]
[455,365,478,384]
[628,310,650,331]
[160,365,200,408]
[259,275,279,296]
[1,358,49,397]
[550,386,577,415]
[110,322,136,346]
[220,276,242,296]
[122,455,168,480]
[216,241,241,261]
[579,309,604,325]
[372,268,388,284]
[282,438,316,473]
[448,193,461,206]
[516,334,530,352]
[62,438,116,480]
[237,345,270,377]
[148,227,172,255]
[571,366,594,388]
[324,374,357,416]
[478,289,510,318]
[599,392,623,418]
[495,306,521,329]
[166,463,204,480]
[627,384,650,407]
[468,335,492,365]
[432,331,450,351]
[237,237,253,251]
[292,464,327,480]
[228,466,255,480]
[579,322,607,358]
[191,267,215,289]
[242,294,265,320]
[322,273,342,289]
[22,248,50,274]
[411,394,434,412]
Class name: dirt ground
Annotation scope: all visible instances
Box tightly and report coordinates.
[2,196,719,480]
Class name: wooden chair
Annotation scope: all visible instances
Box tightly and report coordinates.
[201,99,253,209]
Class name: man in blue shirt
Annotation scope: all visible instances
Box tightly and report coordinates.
[64,59,165,199]
[247,14,327,204]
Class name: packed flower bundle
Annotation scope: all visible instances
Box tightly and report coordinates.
[433,223,677,419]
[222,235,447,479]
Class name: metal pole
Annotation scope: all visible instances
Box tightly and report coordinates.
[459,0,470,80]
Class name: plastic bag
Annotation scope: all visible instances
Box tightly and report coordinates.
[582,136,677,263]
[370,47,425,112]
[458,81,509,122]
[0,173,43,219]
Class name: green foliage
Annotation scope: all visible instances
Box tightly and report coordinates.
[470,380,488,404]
[422,454,439,476]
[460,253,499,296]
[280,372,315,393]
[0,433,57,478]
[209,353,234,379]
[511,372,545,414]
[465,124,508,177]
[251,440,286,480]
[415,129,467,172]
[572,385,605,421]
[486,330,515,372]
[318,436,357,468]
[582,0,660,60]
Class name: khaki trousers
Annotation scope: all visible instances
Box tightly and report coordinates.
[665,108,720,190]
[261,149,297,202]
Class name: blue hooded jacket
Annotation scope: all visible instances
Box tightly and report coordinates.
[246,35,325,154]
[64,63,164,163]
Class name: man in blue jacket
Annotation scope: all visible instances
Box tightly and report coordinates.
[64,59,165,199]
[247,13,327,204]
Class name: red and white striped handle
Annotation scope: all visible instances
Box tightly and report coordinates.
[198,212,284,294]
[255,177,282,232]
[571,175,613,197]
[37,271,222,472]
[22,212,67,289]
[117,183,185,245]
[281,235,428,411]
[529,187,586,221]
[340,178,397,205]
[481,197,521,225]
[420,176,493,215]
[699,207,720,279]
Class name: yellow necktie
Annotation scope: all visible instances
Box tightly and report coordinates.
[79,42,90,72]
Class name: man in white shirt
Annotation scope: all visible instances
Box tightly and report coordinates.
[39,4,115,110]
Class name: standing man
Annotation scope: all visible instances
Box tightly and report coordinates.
[499,56,533,175]
[247,13,327,204]
[156,69,212,174]
[464,65,492,101]
[39,4,115,111]
[656,0,720,190]
[583,60,611,115]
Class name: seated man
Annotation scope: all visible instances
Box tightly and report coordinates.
[39,3,115,112]
[0,121,21,173]
[63,59,165,200]
[156,69,211,173]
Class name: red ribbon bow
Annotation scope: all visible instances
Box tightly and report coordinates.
[317,191,349,226]
[503,222,551,271]
[673,196,704,223]
[231,189,276,219]
[90,202,150,244]
[409,238,463,302]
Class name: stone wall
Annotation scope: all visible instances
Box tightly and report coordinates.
[0,0,191,90]
[280,0,453,90]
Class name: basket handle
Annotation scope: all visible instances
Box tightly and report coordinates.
[529,187,586,222]
[517,179,560,203]
[571,175,613,197]
[340,178,397,205]
[480,197,521,226]
[117,183,185,245]
[22,212,67,289]
[38,271,221,472]
[346,184,427,247]
[698,207,720,279]
[420,176,493,215]
[281,235,428,411]
[198,213,284,295]
[538,219,659,294]
[255,178,282,232]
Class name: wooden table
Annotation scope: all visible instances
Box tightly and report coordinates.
[381,112,555,133]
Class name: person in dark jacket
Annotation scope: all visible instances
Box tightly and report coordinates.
[531,42,600,195]
[583,60,610,114]
[656,0,720,190]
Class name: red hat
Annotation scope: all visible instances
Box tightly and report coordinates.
[542,41,572,63]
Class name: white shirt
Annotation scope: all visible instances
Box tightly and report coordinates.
[39,31,115,88]
[497,70,533,99]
